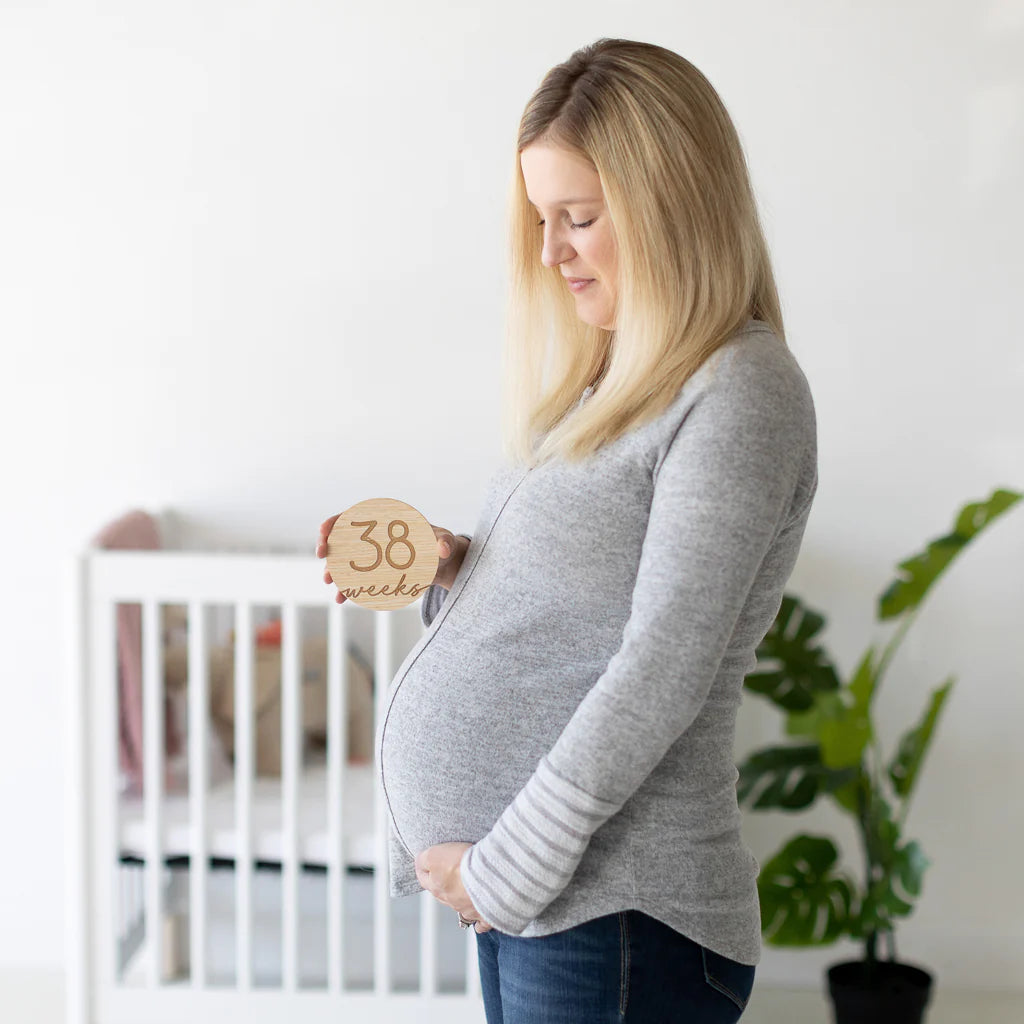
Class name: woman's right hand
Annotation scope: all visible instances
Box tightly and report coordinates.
[316,514,468,603]
[427,526,470,592]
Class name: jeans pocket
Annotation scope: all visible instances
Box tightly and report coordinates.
[700,945,756,1013]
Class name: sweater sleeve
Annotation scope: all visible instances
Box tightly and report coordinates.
[459,358,816,934]
[420,534,472,628]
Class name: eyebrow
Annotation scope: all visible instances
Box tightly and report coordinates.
[526,196,602,208]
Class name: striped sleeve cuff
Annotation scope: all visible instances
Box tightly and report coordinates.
[459,755,621,935]
[419,583,449,628]
[420,534,472,628]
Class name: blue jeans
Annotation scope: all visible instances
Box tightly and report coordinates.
[475,910,755,1023]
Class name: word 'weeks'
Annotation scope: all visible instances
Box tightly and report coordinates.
[338,573,428,600]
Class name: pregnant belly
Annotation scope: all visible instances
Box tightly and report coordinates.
[379,629,582,856]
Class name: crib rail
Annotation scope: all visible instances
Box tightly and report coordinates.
[70,548,483,1024]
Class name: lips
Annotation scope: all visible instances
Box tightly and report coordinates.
[567,277,595,294]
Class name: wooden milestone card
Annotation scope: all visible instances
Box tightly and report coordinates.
[326,498,438,610]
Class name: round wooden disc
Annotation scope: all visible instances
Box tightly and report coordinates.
[326,497,439,610]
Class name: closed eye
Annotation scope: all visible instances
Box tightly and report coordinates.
[537,218,595,230]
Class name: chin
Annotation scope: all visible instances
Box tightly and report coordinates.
[574,299,608,325]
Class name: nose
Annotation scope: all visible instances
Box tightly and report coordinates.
[540,225,576,268]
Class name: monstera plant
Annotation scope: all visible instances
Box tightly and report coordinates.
[738,486,1021,1024]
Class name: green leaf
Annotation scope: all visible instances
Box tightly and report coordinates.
[859,840,930,933]
[737,744,858,811]
[853,794,931,936]
[758,835,856,946]
[847,646,879,711]
[888,679,954,799]
[866,793,900,866]
[878,488,1022,619]
[785,691,842,739]
[895,840,929,901]
[745,594,841,712]
[897,843,929,901]
[785,649,877,769]
[830,768,868,815]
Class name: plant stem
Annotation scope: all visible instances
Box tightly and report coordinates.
[856,772,879,969]
[873,603,921,706]
[896,787,912,832]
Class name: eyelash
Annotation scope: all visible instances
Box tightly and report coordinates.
[537,218,595,230]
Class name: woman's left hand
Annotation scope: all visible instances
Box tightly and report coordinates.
[414,842,493,933]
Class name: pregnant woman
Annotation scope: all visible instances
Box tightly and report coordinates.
[317,37,817,1024]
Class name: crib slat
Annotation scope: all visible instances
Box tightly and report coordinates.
[92,596,118,992]
[373,612,393,995]
[143,599,164,987]
[234,602,254,990]
[281,601,301,991]
[419,890,438,996]
[67,555,90,1024]
[326,602,348,993]
[187,601,208,988]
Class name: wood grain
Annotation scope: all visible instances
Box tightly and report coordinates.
[325,497,438,610]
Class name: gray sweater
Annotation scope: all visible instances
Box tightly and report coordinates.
[376,319,817,965]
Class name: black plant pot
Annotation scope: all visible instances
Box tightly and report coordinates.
[827,959,933,1024]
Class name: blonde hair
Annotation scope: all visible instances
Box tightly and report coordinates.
[500,38,786,467]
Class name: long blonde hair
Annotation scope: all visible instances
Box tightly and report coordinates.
[501,38,786,467]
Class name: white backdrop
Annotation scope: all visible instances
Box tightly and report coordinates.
[1,0,1021,991]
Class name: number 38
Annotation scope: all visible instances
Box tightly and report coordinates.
[348,519,416,573]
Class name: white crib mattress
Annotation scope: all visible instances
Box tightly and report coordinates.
[118,761,378,869]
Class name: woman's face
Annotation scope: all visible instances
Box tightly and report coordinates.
[520,143,618,331]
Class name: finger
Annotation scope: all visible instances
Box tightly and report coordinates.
[430,524,457,560]
[318,514,341,556]
[475,921,492,933]
[323,568,333,585]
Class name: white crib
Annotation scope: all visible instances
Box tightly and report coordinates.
[67,546,485,1024]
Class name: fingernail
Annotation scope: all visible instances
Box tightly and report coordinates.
[441,542,451,556]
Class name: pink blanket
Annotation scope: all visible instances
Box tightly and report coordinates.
[92,509,182,793]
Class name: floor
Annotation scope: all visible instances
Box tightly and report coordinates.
[5,968,1023,1022]
[743,984,1024,1023]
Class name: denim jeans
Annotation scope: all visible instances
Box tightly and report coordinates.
[475,909,755,1024]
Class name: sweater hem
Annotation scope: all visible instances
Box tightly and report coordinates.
[513,895,762,966]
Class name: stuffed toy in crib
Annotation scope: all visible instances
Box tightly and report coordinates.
[161,607,376,778]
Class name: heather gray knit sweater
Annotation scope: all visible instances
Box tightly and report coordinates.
[376,319,817,965]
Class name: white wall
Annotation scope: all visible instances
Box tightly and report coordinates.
[1,0,1021,991]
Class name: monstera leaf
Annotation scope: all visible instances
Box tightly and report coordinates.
[758,835,856,946]
[856,798,930,935]
[737,744,858,811]
[878,488,1021,619]
[856,839,928,937]
[745,594,841,712]
[785,648,878,769]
